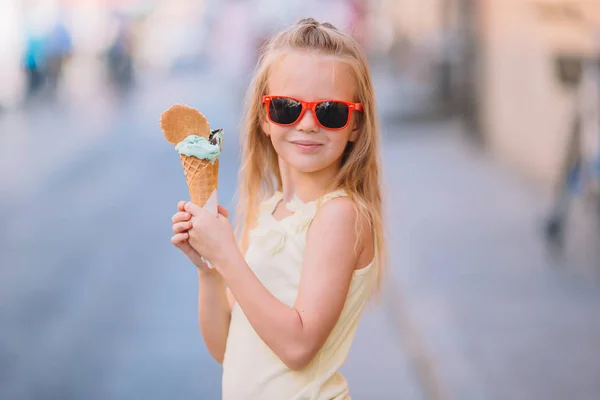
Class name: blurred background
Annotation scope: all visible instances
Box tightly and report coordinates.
[1,0,600,399]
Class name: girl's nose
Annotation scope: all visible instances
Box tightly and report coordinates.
[296,109,319,133]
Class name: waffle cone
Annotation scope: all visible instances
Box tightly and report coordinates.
[160,105,210,145]
[181,155,219,207]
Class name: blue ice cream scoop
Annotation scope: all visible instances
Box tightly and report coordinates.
[175,129,224,164]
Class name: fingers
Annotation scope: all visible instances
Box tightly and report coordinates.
[182,201,227,218]
[172,221,192,234]
[184,201,204,216]
[172,211,191,223]
[171,233,211,272]
[171,232,189,246]
[217,205,229,218]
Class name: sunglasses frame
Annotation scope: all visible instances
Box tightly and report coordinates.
[262,96,363,130]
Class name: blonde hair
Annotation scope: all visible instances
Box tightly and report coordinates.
[236,18,387,291]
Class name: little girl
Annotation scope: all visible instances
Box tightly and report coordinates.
[170,18,386,399]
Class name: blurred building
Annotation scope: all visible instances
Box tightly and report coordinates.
[366,0,479,123]
[370,0,600,187]
[477,0,600,186]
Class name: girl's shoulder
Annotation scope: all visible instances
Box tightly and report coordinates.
[309,190,375,269]
[314,190,371,240]
[315,189,368,223]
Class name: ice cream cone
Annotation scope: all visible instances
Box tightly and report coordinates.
[160,104,223,212]
[160,104,224,269]
[181,156,219,209]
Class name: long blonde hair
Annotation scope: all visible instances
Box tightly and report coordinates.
[236,18,387,291]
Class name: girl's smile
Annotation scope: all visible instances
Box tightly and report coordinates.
[289,139,324,153]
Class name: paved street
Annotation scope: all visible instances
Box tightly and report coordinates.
[2,68,600,400]
[380,119,600,400]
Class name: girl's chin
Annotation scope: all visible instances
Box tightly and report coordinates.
[285,160,336,174]
[279,151,343,174]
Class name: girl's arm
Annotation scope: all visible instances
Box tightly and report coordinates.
[197,269,233,364]
[216,197,370,370]
[173,202,236,365]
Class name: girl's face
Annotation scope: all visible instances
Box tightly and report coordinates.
[262,51,359,174]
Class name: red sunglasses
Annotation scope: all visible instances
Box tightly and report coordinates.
[262,96,363,130]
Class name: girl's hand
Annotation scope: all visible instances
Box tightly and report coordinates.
[184,201,237,269]
[171,200,212,274]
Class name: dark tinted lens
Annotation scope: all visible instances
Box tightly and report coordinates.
[269,98,302,125]
[315,101,349,129]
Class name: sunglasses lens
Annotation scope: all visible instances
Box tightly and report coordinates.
[269,98,302,125]
[315,101,350,129]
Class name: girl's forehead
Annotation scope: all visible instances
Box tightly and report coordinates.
[268,52,356,101]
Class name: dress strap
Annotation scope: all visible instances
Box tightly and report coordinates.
[318,189,348,206]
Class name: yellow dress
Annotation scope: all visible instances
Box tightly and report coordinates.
[222,190,378,400]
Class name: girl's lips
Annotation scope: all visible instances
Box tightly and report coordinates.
[291,140,322,146]
[291,140,323,152]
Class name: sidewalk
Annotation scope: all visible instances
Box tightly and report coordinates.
[380,118,600,400]
[342,304,425,399]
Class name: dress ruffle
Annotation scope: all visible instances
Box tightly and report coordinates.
[250,190,347,255]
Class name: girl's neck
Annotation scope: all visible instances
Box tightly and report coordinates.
[279,157,340,203]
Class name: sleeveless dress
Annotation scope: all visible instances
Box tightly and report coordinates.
[222,189,378,400]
